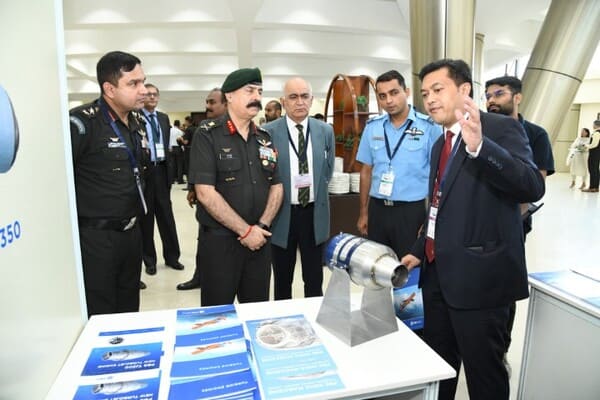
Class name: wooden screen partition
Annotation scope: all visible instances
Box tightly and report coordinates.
[324,74,379,172]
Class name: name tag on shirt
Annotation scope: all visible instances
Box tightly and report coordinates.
[107,142,126,149]
[378,170,395,197]
[294,174,312,189]
[155,143,165,159]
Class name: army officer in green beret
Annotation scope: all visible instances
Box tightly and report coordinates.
[189,67,283,306]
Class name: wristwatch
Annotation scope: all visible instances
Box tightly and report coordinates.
[257,222,270,231]
[0,85,19,173]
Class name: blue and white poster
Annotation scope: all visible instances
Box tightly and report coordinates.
[73,375,160,400]
[393,267,424,330]
[168,369,258,400]
[81,327,165,376]
[170,338,251,379]
[531,270,600,308]
[246,315,344,399]
[175,305,245,347]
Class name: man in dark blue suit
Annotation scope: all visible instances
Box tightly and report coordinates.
[401,59,545,400]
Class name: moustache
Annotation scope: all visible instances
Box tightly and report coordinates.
[247,101,262,110]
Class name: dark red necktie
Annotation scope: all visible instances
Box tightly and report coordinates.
[425,130,454,263]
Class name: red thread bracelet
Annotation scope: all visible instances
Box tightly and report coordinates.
[239,225,253,240]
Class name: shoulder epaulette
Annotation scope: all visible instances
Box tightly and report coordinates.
[131,110,146,125]
[365,113,386,125]
[414,109,434,124]
[199,118,222,132]
[69,102,98,135]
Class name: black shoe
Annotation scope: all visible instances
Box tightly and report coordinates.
[167,261,185,270]
[177,280,201,290]
[140,281,147,290]
[145,264,157,275]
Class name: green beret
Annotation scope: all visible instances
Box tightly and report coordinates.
[222,67,262,93]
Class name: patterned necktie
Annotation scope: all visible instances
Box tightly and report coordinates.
[297,124,309,207]
[425,130,454,263]
[148,113,160,142]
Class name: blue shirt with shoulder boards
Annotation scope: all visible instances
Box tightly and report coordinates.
[356,105,441,201]
[518,114,555,176]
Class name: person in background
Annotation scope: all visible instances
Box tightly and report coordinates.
[582,120,600,193]
[401,59,545,400]
[356,70,440,263]
[263,77,334,299]
[567,128,590,189]
[180,115,196,182]
[177,88,227,291]
[264,99,282,122]
[484,75,555,372]
[189,68,283,306]
[169,120,185,185]
[69,51,149,317]
[140,84,184,277]
[313,113,325,121]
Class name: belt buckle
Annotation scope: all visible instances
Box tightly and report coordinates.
[383,199,394,206]
[123,217,137,231]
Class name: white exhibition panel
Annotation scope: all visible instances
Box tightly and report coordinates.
[0,1,86,399]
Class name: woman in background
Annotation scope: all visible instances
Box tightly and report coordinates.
[567,127,590,189]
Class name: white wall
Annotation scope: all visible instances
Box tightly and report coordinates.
[0,1,86,399]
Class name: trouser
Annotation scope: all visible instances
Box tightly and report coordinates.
[79,224,142,317]
[272,203,323,300]
[199,228,271,306]
[588,152,600,189]
[422,262,510,400]
[367,198,426,258]
[140,163,181,267]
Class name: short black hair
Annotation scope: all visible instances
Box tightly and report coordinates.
[485,76,522,93]
[145,83,159,94]
[313,113,324,120]
[418,59,473,96]
[376,70,406,89]
[267,100,282,111]
[174,120,181,126]
[96,51,142,94]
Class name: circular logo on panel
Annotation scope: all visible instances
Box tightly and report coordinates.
[0,85,20,173]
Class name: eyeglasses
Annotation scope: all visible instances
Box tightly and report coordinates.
[286,93,312,102]
[484,89,511,100]
[146,92,159,98]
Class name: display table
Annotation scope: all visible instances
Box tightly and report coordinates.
[47,297,454,399]
[517,270,600,400]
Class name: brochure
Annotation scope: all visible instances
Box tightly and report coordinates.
[393,267,424,330]
[246,314,344,399]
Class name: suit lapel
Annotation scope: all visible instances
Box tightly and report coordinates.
[438,136,467,209]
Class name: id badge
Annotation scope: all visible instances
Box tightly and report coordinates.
[155,143,165,159]
[378,170,395,197]
[426,205,438,239]
[294,174,312,189]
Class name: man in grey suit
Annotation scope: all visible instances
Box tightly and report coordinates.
[263,77,334,299]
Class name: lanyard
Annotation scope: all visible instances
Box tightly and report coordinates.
[99,100,148,215]
[287,124,311,163]
[384,119,413,163]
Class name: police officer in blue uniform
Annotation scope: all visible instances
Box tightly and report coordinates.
[70,51,149,317]
[356,70,441,260]
[189,68,283,306]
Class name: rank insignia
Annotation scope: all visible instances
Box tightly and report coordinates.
[226,119,236,135]
[405,127,424,136]
[222,148,231,153]
[257,138,272,147]
[262,159,269,166]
